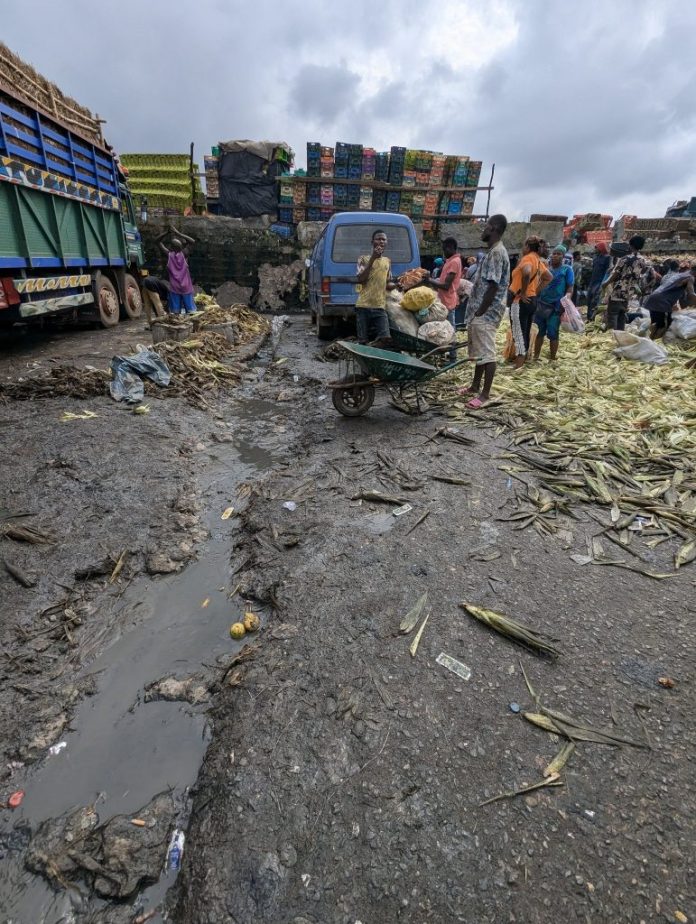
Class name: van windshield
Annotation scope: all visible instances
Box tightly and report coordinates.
[331,224,413,264]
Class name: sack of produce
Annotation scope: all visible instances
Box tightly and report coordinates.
[611,330,668,365]
[401,286,436,312]
[397,268,429,291]
[424,299,448,322]
[418,320,455,347]
[385,302,420,337]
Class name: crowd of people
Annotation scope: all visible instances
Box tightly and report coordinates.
[449,220,696,408]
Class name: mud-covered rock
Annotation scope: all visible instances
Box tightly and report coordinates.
[26,792,174,900]
[144,675,210,705]
[214,280,254,308]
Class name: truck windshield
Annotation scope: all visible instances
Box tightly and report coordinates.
[331,224,413,264]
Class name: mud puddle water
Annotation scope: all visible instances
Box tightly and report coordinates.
[0,397,289,923]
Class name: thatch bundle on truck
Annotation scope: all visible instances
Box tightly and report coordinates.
[0,41,103,146]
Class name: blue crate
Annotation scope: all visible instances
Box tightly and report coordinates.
[278,207,293,222]
[270,222,295,238]
[334,165,348,178]
[307,207,321,221]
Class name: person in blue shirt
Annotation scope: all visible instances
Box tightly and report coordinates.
[533,245,574,361]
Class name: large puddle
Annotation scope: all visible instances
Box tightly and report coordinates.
[0,396,289,923]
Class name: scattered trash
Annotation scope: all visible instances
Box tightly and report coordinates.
[230,622,246,640]
[301,873,311,887]
[405,509,430,535]
[480,773,563,806]
[131,818,147,827]
[409,613,429,658]
[60,409,98,421]
[133,403,151,415]
[110,349,171,404]
[48,741,67,757]
[460,603,561,659]
[544,742,575,777]
[293,374,299,383]
[3,558,37,587]
[435,652,472,682]
[431,474,471,486]
[674,911,688,924]
[108,549,128,585]
[282,501,297,512]
[201,598,210,609]
[523,711,646,748]
[399,592,428,635]
[243,612,260,632]
[509,702,521,714]
[0,365,109,401]
[166,828,185,872]
[221,506,235,520]
[8,790,25,809]
[133,911,157,924]
[658,676,675,689]
[351,490,411,506]
[393,503,413,518]
[0,522,54,545]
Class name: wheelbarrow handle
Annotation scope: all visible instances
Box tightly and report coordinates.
[421,340,469,361]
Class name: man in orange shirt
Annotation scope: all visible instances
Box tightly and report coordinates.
[508,236,552,368]
[424,237,463,359]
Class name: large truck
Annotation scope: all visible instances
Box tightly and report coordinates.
[0,43,143,327]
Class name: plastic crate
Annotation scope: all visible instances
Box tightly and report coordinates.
[307,184,321,205]
[334,165,348,178]
[270,222,294,238]
[372,190,386,210]
[278,207,293,222]
[307,207,321,221]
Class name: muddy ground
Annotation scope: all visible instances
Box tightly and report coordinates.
[0,316,694,924]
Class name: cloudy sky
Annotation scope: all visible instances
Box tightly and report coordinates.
[5,0,695,221]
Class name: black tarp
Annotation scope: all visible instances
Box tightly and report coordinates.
[216,141,292,218]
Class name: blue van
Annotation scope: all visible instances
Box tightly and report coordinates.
[308,212,420,340]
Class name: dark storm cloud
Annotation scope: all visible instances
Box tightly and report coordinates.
[292,64,360,124]
[4,0,696,219]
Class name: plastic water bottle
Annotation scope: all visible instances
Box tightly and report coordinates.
[167,829,185,872]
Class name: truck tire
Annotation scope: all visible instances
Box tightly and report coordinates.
[123,274,143,319]
[317,316,337,341]
[96,276,120,328]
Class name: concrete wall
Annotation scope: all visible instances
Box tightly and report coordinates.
[139,216,305,310]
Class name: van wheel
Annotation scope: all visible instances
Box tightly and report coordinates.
[123,274,143,319]
[96,277,120,328]
[317,317,336,341]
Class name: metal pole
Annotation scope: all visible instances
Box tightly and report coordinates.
[485,163,495,220]
[190,141,195,212]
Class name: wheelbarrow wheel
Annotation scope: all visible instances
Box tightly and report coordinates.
[332,384,375,417]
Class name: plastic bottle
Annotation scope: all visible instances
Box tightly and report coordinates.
[167,829,185,872]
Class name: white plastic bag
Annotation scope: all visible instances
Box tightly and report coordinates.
[670,311,696,340]
[418,320,455,346]
[385,301,419,337]
[559,295,585,333]
[611,330,669,365]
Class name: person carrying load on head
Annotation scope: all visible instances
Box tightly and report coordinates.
[157,224,197,315]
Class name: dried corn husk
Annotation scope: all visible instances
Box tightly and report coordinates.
[461,603,561,658]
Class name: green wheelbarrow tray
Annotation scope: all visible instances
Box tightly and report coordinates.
[334,341,468,384]
[388,325,468,360]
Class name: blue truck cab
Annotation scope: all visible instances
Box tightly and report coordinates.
[308,212,420,340]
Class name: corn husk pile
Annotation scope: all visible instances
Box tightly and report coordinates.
[434,329,696,575]
[193,295,271,344]
[0,366,109,402]
[153,333,244,407]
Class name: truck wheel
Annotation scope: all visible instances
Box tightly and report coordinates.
[317,317,336,341]
[123,274,143,319]
[96,277,120,328]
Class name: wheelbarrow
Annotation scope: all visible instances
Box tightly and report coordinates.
[388,325,468,364]
[329,340,468,417]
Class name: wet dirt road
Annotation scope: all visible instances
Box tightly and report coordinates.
[1,316,694,923]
